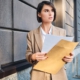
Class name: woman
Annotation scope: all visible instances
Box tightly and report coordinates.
[26,1,73,80]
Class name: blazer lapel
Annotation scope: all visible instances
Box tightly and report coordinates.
[52,25,60,36]
[34,26,43,52]
[34,25,60,52]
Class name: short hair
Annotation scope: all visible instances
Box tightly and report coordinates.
[37,1,56,23]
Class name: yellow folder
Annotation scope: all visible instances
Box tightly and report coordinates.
[33,39,79,74]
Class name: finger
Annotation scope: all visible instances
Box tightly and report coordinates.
[36,57,43,61]
[44,53,47,56]
[36,59,42,61]
[38,56,48,60]
[36,55,46,58]
[64,56,73,59]
[37,54,46,56]
[63,57,71,60]
[36,55,44,58]
[41,53,47,56]
[36,54,48,59]
[65,60,72,62]
[63,58,73,62]
[70,53,73,56]
[36,56,48,61]
[36,56,46,59]
[64,58,72,60]
[65,59,72,62]
[37,54,47,57]
[42,56,48,60]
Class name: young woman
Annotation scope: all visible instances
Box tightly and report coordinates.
[26,1,73,80]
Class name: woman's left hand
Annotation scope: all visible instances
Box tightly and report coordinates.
[62,53,73,63]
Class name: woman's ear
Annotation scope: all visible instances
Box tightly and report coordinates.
[38,13,41,17]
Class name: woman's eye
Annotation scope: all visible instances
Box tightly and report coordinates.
[52,9,54,12]
[45,10,48,12]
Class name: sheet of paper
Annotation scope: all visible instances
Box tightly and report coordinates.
[41,34,74,53]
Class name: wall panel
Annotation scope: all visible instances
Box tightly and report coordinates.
[0,0,12,28]
[0,29,12,65]
[14,31,27,61]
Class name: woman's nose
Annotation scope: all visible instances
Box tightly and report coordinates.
[49,11,53,16]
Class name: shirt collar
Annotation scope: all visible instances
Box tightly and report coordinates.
[40,25,53,35]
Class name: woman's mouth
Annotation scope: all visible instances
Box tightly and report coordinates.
[49,17,53,19]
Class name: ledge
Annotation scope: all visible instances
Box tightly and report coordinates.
[0,60,32,79]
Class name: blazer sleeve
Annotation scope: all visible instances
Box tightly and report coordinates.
[26,32,36,64]
[26,33,32,63]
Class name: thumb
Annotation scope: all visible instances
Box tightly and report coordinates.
[70,53,73,56]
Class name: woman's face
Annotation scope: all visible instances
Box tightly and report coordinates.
[38,4,54,23]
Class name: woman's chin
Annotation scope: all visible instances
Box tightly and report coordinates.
[47,20,53,23]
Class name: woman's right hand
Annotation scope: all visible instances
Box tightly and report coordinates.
[31,52,48,61]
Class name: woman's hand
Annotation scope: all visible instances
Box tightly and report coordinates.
[31,52,48,61]
[62,53,73,63]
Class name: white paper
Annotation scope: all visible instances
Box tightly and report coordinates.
[41,34,74,53]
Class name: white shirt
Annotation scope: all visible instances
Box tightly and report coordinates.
[40,26,53,43]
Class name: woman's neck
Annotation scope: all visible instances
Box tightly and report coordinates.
[41,22,52,34]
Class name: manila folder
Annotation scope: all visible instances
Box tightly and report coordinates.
[33,39,79,74]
